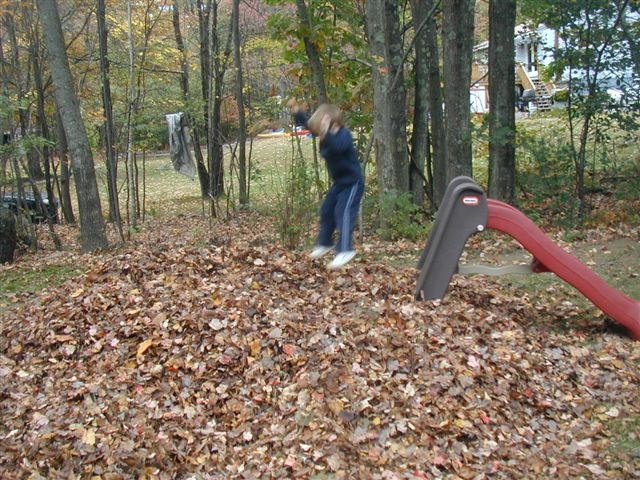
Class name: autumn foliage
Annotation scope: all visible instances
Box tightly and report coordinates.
[0,212,639,478]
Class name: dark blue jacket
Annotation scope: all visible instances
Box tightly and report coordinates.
[295,110,363,186]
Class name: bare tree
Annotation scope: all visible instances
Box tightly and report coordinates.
[408,0,444,208]
[209,3,233,200]
[196,0,232,203]
[3,8,45,180]
[172,0,209,198]
[125,0,138,230]
[30,17,58,213]
[97,0,124,241]
[424,2,446,207]
[29,23,62,250]
[409,0,430,207]
[232,0,248,205]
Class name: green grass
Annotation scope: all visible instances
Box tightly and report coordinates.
[93,153,204,217]
[608,414,640,457]
[0,264,81,312]
[90,136,320,218]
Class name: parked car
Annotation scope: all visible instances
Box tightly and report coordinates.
[1,190,59,224]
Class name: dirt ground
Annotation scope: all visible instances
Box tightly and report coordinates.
[461,233,639,304]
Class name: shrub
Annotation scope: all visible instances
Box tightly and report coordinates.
[553,89,570,103]
[374,190,430,241]
[276,154,318,249]
[516,130,580,226]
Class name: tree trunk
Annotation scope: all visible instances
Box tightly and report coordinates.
[209,4,233,199]
[198,0,217,201]
[365,0,409,199]
[232,0,248,205]
[172,0,209,198]
[5,10,44,180]
[488,0,516,204]
[31,31,62,250]
[37,0,107,251]
[0,31,35,247]
[295,0,328,103]
[54,110,75,224]
[576,116,591,218]
[126,0,138,230]
[210,83,227,200]
[409,0,442,208]
[0,28,5,142]
[18,157,62,249]
[31,31,57,214]
[97,0,124,241]
[443,0,475,182]
[10,155,36,250]
[425,2,446,207]
[198,0,212,137]
[409,0,429,207]
[386,1,409,194]
[197,0,226,201]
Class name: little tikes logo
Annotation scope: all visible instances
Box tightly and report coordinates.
[462,196,480,206]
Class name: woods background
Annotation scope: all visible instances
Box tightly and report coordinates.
[1,0,638,254]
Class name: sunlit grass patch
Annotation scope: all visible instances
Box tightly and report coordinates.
[607,414,640,458]
[0,263,81,313]
[90,136,320,219]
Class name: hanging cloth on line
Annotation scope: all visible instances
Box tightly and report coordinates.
[165,112,196,178]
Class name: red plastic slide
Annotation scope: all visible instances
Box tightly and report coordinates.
[487,199,640,340]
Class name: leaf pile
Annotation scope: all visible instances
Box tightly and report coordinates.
[1,213,639,479]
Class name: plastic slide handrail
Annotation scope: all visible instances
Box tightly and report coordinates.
[487,199,640,340]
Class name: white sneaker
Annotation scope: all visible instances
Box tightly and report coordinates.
[328,251,356,269]
[309,245,333,259]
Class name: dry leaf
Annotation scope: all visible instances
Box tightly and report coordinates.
[82,428,96,446]
[283,344,296,356]
[1,210,637,479]
[137,339,153,357]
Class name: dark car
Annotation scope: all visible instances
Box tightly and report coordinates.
[1,190,59,224]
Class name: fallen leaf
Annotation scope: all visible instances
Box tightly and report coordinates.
[249,339,261,357]
[283,344,296,356]
[82,428,96,446]
[137,339,153,357]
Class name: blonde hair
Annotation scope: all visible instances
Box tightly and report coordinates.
[307,104,344,136]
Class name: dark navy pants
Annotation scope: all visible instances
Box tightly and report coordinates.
[317,179,364,253]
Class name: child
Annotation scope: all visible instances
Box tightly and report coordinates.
[289,100,364,269]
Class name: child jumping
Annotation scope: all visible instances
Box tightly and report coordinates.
[288,100,364,269]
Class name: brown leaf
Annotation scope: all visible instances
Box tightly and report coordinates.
[136,338,153,357]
